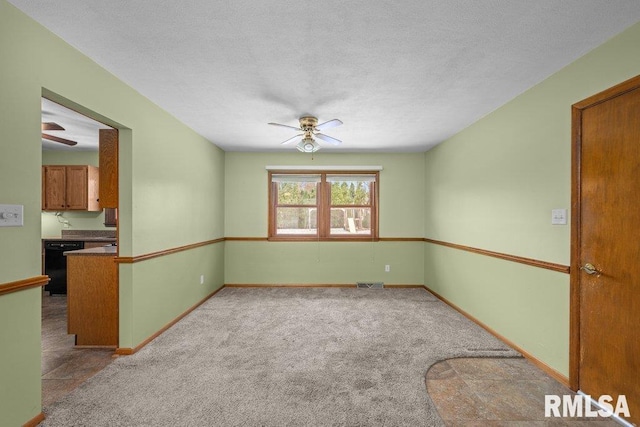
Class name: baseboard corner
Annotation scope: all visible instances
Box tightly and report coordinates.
[23,412,45,427]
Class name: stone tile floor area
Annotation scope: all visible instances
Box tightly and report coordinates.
[426,358,619,426]
[42,293,115,407]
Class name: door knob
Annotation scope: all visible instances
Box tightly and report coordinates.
[580,263,601,277]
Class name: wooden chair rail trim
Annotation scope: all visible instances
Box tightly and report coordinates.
[423,285,570,388]
[115,238,225,264]
[224,237,269,241]
[378,237,424,242]
[0,275,50,297]
[22,412,45,427]
[424,238,570,274]
[115,286,225,355]
[112,236,568,276]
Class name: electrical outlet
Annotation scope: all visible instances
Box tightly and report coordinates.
[385,265,390,272]
[200,275,204,285]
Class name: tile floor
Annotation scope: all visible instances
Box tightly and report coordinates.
[427,358,619,426]
[41,293,621,425]
[41,293,115,407]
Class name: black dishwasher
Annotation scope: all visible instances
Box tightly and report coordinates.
[44,241,84,294]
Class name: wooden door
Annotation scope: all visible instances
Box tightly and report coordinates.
[43,166,66,210]
[571,76,640,424]
[65,166,88,209]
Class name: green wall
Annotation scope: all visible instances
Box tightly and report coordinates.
[121,243,225,347]
[225,152,425,285]
[0,289,42,427]
[2,0,639,423]
[0,2,224,424]
[41,150,109,237]
[424,22,640,376]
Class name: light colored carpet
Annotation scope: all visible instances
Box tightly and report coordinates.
[41,287,519,426]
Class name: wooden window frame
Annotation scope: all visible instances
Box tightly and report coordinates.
[268,171,379,241]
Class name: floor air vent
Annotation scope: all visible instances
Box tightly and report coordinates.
[356,282,384,289]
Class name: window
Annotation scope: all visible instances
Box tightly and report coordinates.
[269,171,378,240]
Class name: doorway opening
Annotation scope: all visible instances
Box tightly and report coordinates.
[40,95,120,406]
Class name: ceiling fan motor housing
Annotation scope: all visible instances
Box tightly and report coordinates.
[299,116,318,130]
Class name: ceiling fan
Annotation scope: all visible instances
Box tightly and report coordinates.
[268,116,342,153]
[42,122,78,146]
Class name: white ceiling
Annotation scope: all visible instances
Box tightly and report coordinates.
[13,1,640,152]
[42,98,112,151]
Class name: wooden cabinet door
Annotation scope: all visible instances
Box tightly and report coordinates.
[67,255,118,346]
[65,166,88,209]
[43,166,67,210]
[99,129,118,208]
[42,165,101,211]
[104,208,117,227]
[85,165,100,211]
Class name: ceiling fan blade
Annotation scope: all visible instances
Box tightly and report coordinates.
[315,119,343,131]
[268,122,301,131]
[42,133,78,146]
[42,122,65,131]
[280,134,304,145]
[315,133,342,145]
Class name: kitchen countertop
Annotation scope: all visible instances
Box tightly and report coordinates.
[43,237,117,242]
[64,246,117,256]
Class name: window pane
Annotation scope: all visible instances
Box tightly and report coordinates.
[277,181,317,205]
[330,208,371,235]
[276,207,317,235]
[330,180,371,205]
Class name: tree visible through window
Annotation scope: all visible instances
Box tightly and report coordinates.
[269,172,378,240]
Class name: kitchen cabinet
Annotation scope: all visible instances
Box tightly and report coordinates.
[104,208,117,227]
[42,165,100,211]
[66,248,118,346]
[99,129,118,208]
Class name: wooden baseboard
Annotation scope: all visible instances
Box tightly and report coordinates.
[115,286,224,355]
[23,412,45,427]
[225,283,354,288]
[74,345,117,349]
[224,283,425,288]
[423,285,570,387]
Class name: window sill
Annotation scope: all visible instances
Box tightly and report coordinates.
[268,236,380,242]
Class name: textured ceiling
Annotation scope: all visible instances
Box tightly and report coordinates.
[11,0,640,152]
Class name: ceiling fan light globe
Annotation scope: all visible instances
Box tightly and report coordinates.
[296,139,320,153]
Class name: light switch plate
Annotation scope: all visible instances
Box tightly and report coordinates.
[551,209,567,225]
[0,204,24,227]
